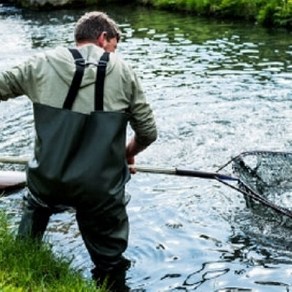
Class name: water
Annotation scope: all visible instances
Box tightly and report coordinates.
[0,3,292,291]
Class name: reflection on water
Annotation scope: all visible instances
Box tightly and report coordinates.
[0,3,292,291]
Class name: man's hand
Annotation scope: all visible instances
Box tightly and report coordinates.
[126,137,146,174]
[127,156,136,174]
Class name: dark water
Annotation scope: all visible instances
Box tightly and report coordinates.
[0,3,292,291]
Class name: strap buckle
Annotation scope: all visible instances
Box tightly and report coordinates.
[75,60,107,68]
[74,58,86,67]
[98,60,108,67]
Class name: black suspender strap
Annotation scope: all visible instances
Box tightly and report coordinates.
[63,48,85,110]
[63,49,109,111]
[95,52,109,111]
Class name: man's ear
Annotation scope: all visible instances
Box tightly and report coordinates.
[97,32,107,48]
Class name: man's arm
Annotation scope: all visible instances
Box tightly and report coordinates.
[127,72,157,173]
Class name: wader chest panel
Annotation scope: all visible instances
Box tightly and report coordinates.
[27,49,130,205]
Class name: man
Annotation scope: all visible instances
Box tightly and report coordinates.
[0,11,157,291]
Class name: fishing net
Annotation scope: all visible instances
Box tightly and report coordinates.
[222,151,292,220]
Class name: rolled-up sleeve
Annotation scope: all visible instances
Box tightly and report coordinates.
[0,66,27,101]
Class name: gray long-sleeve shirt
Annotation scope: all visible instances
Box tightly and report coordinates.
[0,44,157,146]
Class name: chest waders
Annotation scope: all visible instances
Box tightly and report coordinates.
[27,49,130,206]
[20,49,131,272]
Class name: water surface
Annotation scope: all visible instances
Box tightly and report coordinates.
[0,3,292,291]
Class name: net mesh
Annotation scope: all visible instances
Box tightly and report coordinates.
[231,151,292,216]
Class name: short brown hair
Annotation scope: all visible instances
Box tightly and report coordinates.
[74,11,121,43]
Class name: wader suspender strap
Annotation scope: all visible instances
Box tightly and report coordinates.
[63,49,85,110]
[63,49,110,111]
[95,52,109,111]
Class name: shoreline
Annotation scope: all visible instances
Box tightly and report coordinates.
[4,0,292,30]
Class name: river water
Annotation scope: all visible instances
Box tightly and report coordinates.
[0,3,292,291]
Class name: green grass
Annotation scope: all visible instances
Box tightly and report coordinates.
[0,212,107,292]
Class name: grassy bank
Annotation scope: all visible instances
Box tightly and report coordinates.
[0,211,105,291]
[137,0,292,29]
[9,0,292,29]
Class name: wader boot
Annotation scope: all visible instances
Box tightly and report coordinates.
[91,256,131,291]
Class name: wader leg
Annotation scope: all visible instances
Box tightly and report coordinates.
[76,196,130,291]
[17,192,53,241]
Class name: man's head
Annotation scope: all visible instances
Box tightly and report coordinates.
[74,11,121,52]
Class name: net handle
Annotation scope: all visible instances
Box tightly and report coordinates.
[130,165,238,181]
[1,154,292,219]
[132,164,292,219]
[0,156,29,164]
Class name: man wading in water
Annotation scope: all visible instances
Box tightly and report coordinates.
[0,11,157,291]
